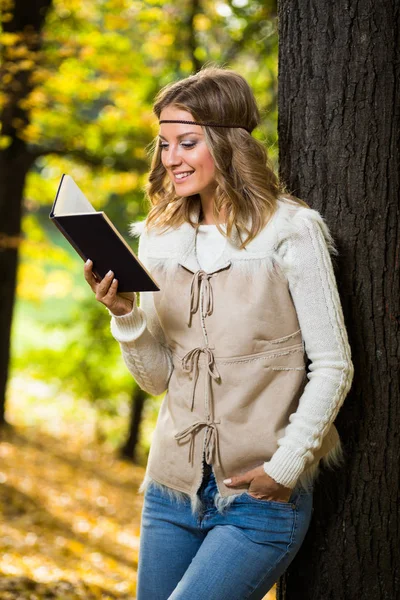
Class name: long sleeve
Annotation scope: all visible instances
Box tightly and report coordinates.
[109,223,174,396]
[263,208,354,488]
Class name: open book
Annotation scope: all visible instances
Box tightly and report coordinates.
[49,174,159,293]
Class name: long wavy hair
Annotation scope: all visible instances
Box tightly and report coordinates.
[144,65,309,249]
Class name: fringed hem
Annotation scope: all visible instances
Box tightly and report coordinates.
[138,472,242,516]
[320,435,346,471]
[138,472,204,516]
[213,491,246,514]
[295,436,346,493]
[137,439,345,517]
[297,462,321,493]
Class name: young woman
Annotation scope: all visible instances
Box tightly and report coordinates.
[84,66,354,599]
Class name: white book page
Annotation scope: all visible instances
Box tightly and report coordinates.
[54,175,97,216]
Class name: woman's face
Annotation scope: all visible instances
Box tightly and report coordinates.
[159,106,217,201]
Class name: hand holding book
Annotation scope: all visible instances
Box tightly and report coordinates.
[84,259,134,316]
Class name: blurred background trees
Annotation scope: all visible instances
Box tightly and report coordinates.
[1,0,279,459]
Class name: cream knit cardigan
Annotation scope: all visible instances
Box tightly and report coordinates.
[109,207,354,502]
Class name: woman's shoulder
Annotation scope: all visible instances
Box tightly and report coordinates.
[276,195,323,224]
[128,217,185,261]
[129,219,147,238]
[275,196,338,257]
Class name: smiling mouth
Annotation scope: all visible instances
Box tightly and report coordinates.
[173,171,194,182]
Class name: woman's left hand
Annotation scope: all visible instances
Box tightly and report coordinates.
[223,465,293,503]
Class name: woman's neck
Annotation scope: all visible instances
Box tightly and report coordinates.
[199,207,227,226]
[199,190,227,225]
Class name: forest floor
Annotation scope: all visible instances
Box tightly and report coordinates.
[0,423,143,599]
[0,423,276,600]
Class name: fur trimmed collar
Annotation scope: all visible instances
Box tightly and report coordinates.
[128,197,337,275]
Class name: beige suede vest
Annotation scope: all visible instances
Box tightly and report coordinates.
[140,199,341,499]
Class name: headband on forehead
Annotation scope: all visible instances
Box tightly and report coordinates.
[159,119,252,134]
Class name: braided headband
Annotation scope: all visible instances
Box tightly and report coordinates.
[159,119,251,133]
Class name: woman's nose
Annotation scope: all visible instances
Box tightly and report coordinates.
[164,146,182,168]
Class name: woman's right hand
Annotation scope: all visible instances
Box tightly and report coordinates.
[84,259,134,316]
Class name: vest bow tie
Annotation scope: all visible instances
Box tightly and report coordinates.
[174,416,222,467]
[188,270,214,326]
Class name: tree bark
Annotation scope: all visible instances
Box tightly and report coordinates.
[0,0,52,424]
[277,1,399,599]
[0,151,35,425]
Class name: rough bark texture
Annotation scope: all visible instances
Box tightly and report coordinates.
[277,1,399,599]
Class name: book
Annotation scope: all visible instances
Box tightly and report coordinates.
[49,174,160,294]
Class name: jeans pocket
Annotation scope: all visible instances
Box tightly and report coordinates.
[244,491,296,509]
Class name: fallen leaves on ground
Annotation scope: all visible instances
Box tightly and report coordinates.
[0,424,143,599]
[0,424,276,600]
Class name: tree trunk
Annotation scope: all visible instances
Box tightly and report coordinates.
[119,386,147,463]
[0,0,52,424]
[0,151,34,424]
[277,1,399,599]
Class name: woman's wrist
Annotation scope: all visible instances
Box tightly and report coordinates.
[109,304,146,342]
[108,304,135,318]
[110,306,133,317]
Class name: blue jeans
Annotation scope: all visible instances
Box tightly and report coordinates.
[137,463,313,599]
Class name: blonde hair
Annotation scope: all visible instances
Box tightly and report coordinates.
[144,65,309,249]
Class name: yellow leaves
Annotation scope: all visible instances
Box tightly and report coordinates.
[133,146,147,159]
[18,59,35,70]
[1,11,13,22]
[180,59,193,72]
[44,270,75,299]
[17,122,41,143]
[0,0,15,11]
[79,46,95,60]
[0,32,20,46]
[102,172,139,194]
[20,89,48,111]
[57,46,77,58]
[17,265,74,302]
[15,209,76,303]
[159,33,174,46]
[99,104,121,121]
[0,135,12,149]
[140,6,164,22]
[0,90,8,108]
[2,73,13,84]
[13,44,36,59]
[29,66,50,85]
[104,14,130,30]
[16,263,47,303]
[194,13,211,31]
[142,39,167,60]
[0,442,14,459]
[0,425,142,597]
[25,170,64,208]
[67,539,86,553]
[194,46,207,62]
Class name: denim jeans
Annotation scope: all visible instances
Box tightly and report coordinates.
[137,462,314,599]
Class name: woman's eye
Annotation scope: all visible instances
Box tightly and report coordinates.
[159,142,196,150]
